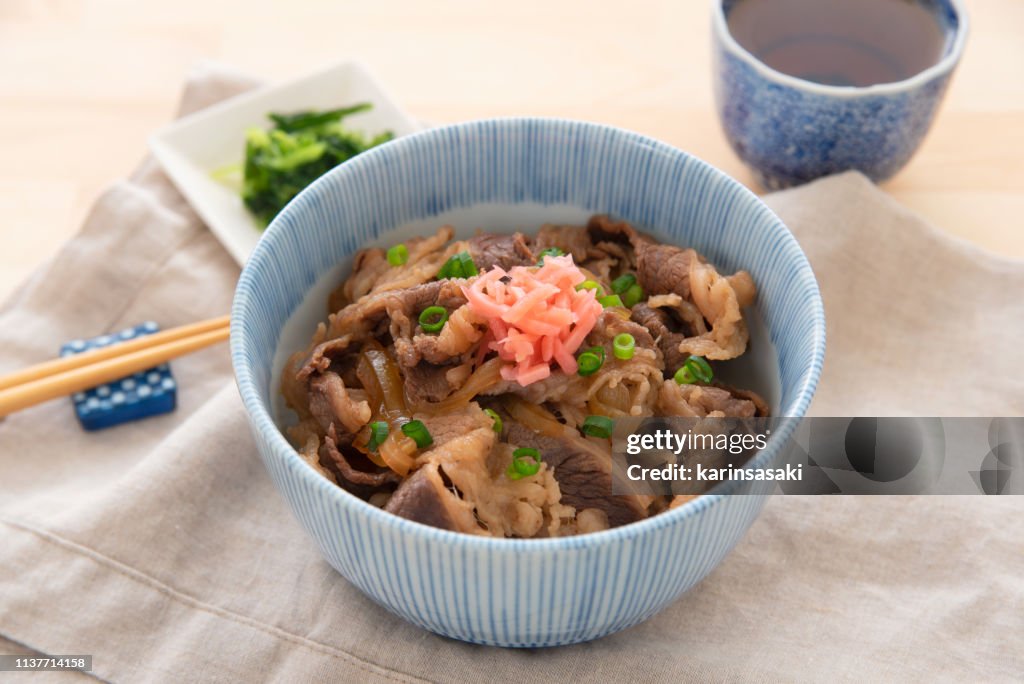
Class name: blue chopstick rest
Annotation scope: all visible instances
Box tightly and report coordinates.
[61,321,177,431]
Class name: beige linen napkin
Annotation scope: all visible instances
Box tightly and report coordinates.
[1,65,1021,683]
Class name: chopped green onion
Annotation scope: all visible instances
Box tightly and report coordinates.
[613,333,635,360]
[401,419,433,448]
[436,256,458,279]
[386,243,409,266]
[577,345,605,376]
[576,280,606,297]
[675,355,714,384]
[458,251,478,277]
[484,408,503,434]
[576,352,601,376]
[611,273,637,295]
[581,415,614,439]
[438,255,461,278]
[536,247,564,265]
[622,283,645,308]
[437,251,476,279]
[418,306,449,333]
[686,355,713,383]
[599,294,624,308]
[367,421,389,452]
[507,447,541,479]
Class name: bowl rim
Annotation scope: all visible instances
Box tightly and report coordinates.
[231,116,826,551]
[712,0,969,98]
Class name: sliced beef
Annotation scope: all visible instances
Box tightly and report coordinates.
[467,232,535,271]
[325,278,463,347]
[407,334,463,366]
[385,462,480,533]
[586,214,634,244]
[330,248,387,312]
[586,309,657,354]
[405,305,485,367]
[681,261,752,359]
[588,214,753,361]
[325,284,426,344]
[657,381,757,418]
[635,242,700,299]
[366,227,455,295]
[308,279,481,421]
[385,279,465,319]
[535,224,592,263]
[591,238,632,265]
[308,371,372,434]
[580,238,634,282]
[505,423,648,527]
[321,428,401,489]
[482,371,587,405]
[335,226,455,307]
[387,280,469,368]
[581,310,665,415]
[712,382,771,417]
[416,404,494,449]
[296,336,353,382]
[587,214,698,298]
[403,363,456,404]
[630,303,689,373]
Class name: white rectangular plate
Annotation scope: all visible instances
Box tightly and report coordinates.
[150,61,421,266]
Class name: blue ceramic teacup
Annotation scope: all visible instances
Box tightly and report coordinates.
[712,0,968,189]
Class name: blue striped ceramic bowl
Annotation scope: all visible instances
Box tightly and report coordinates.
[231,118,825,647]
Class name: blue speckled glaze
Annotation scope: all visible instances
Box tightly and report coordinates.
[713,0,968,189]
[62,322,176,431]
[231,119,826,647]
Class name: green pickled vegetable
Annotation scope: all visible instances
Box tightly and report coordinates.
[239,103,393,227]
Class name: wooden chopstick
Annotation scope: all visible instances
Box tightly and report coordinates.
[0,315,230,391]
[0,316,230,418]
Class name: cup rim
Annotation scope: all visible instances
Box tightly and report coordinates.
[712,0,969,97]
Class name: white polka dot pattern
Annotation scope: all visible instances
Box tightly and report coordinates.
[61,322,177,431]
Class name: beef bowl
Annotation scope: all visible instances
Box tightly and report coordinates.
[230,118,825,647]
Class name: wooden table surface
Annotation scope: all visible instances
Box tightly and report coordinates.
[1,0,1021,301]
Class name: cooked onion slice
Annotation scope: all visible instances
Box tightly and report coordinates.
[502,396,572,439]
[411,357,504,414]
[378,429,418,477]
